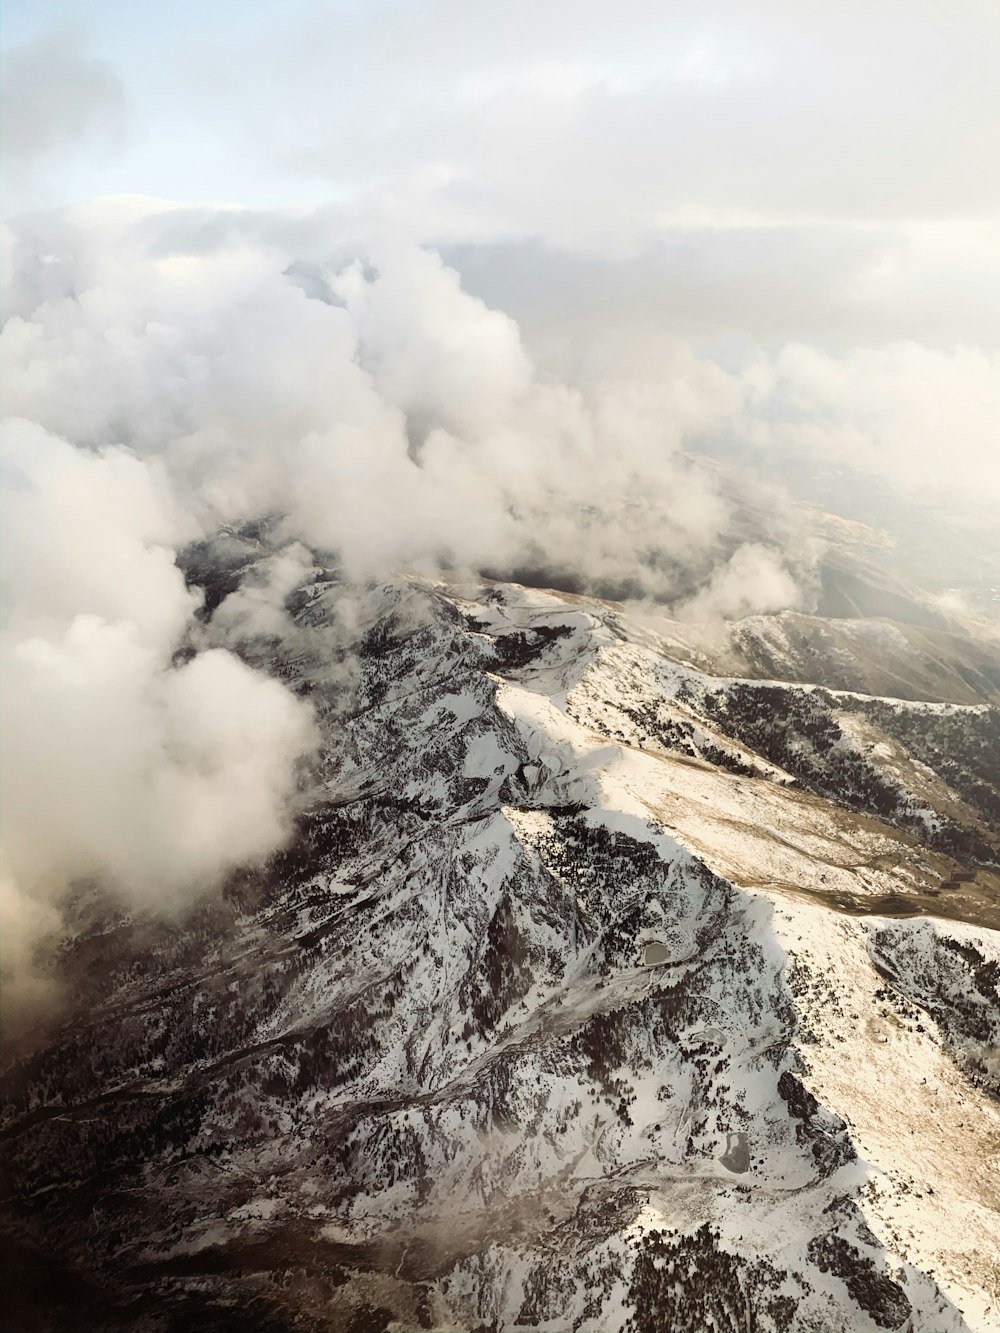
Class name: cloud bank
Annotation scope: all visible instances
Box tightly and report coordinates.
[0,201,778,589]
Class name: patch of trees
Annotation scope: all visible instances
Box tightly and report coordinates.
[485,623,575,672]
[703,684,1000,863]
[460,894,534,1038]
[941,936,1000,1003]
[628,1223,795,1333]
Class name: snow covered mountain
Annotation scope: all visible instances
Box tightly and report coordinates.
[4,534,1000,1333]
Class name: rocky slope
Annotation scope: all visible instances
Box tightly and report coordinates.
[3,539,1000,1333]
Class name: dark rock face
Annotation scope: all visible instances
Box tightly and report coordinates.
[807,1233,912,1329]
[3,552,997,1331]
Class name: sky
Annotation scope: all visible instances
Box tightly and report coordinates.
[1,0,998,1030]
[3,1,998,225]
[3,1,998,348]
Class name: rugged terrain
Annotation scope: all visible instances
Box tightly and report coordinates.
[3,534,1000,1333]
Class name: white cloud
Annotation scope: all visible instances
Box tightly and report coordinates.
[674,543,807,621]
[0,418,317,1034]
[754,342,1000,503]
[247,0,999,248]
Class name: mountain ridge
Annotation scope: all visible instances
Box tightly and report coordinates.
[3,550,999,1333]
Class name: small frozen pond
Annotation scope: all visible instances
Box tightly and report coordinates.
[719,1131,749,1173]
[690,1026,725,1046]
[643,941,670,966]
